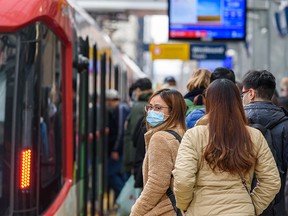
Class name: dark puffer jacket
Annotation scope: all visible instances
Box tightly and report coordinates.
[244,102,288,216]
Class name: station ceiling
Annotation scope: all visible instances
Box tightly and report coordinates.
[76,0,272,15]
[76,0,167,15]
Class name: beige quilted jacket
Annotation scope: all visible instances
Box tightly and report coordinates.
[173,125,280,216]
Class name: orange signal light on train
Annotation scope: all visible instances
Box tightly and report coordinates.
[20,149,32,189]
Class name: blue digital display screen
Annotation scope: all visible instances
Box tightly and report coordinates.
[169,0,246,41]
[198,57,233,71]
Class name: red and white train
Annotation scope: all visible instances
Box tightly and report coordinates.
[0,0,145,215]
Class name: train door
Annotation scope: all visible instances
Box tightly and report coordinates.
[114,65,120,91]
[38,24,64,214]
[90,44,98,216]
[75,37,90,216]
[0,23,65,216]
[88,44,110,216]
[0,33,18,216]
[12,24,41,216]
[108,55,112,89]
[73,43,115,216]
[97,52,108,215]
[84,43,112,216]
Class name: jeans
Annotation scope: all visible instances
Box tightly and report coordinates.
[108,156,128,198]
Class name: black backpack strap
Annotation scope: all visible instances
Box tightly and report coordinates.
[280,107,288,116]
[251,123,267,135]
[267,115,288,130]
[165,130,182,143]
[252,119,286,176]
[166,187,183,216]
[165,130,183,216]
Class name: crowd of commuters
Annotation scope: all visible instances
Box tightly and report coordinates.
[105,67,288,216]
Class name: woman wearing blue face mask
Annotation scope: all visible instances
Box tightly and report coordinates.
[130,89,187,216]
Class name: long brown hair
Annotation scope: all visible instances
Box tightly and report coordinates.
[204,79,256,175]
[146,89,187,131]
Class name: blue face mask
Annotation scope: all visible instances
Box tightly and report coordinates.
[146,110,166,127]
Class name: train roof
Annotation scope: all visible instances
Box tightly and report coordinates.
[68,0,146,79]
[0,0,73,42]
[0,0,146,79]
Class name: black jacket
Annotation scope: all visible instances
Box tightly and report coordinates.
[244,102,288,216]
[107,103,130,155]
[133,117,146,188]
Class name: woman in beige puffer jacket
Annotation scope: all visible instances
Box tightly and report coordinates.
[173,79,280,216]
[130,89,187,216]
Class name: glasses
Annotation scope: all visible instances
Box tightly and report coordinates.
[144,104,169,112]
[241,89,249,98]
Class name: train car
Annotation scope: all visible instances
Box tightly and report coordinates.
[0,0,146,215]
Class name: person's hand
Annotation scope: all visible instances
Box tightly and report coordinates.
[111,151,119,161]
[89,133,93,142]
[95,131,100,140]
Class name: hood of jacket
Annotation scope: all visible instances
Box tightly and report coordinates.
[244,101,286,127]
[138,90,153,102]
[184,87,205,105]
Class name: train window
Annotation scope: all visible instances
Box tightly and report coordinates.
[0,34,17,215]
[38,25,63,213]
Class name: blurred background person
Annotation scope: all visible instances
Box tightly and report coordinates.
[271,91,280,106]
[122,78,153,177]
[236,81,243,94]
[106,89,130,199]
[184,68,211,116]
[162,76,177,90]
[280,77,288,97]
[210,67,236,83]
[279,96,288,111]
[186,67,237,129]
[132,114,146,189]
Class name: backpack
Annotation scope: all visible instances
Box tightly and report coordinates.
[249,112,288,215]
[249,108,288,193]
[184,98,204,116]
[165,130,183,216]
[250,111,288,176]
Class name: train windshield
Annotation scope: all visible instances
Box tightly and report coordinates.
[0,34,17,214]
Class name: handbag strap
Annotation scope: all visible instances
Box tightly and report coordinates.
[165,130,182,143]
[167,187,182,216]
[165,130,183,216]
